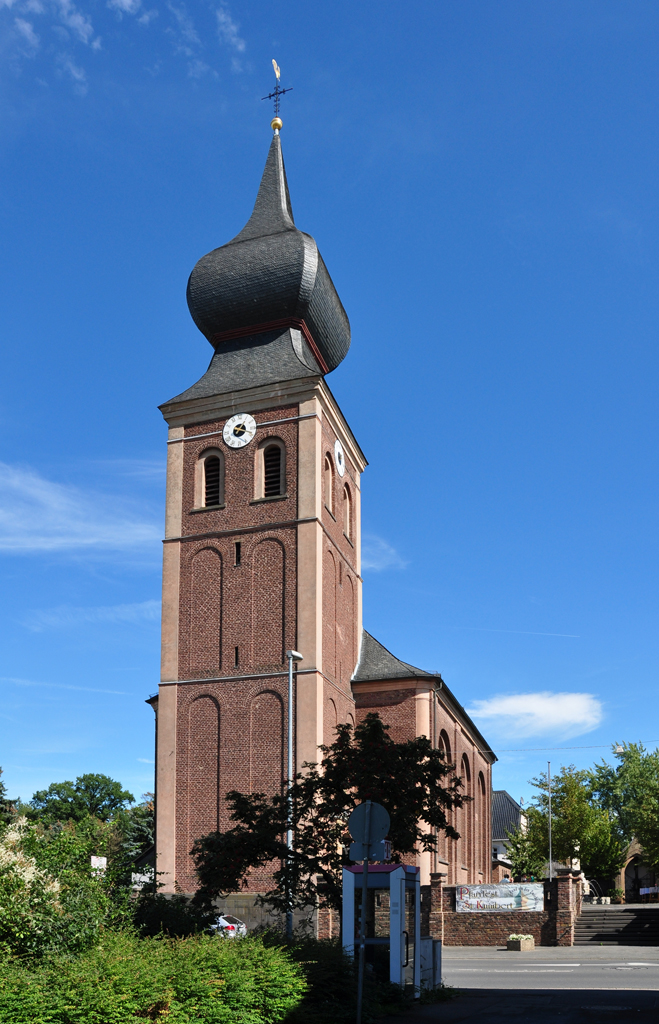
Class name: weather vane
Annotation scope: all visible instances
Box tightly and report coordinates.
[262,59,292,132]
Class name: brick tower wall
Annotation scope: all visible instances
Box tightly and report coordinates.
[163,396,362,892]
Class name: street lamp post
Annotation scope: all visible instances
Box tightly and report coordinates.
[285,649,303,940]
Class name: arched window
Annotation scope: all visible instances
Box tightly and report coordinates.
[437,729,452,862]
[194,449,224,509]
[478,772,487,876]
[461,754,472,873]
[205,456,221,506]
[438,729,451,762]
[256,438,286,499]
[263,445,282,496]
[343,484,352,539]
[324,454,334,514]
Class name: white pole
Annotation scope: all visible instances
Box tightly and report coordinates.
[356,801,372,1024]
[547,761,553,882]
[285,650,302,941]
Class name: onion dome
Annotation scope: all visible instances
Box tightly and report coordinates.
[186,134,350,375]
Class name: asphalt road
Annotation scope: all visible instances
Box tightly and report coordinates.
[382,947,659,1024]
[442,944,659,991]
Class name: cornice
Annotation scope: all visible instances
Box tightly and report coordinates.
[159,375,323,427]
[159,374,368,473]
[352,676,497,764]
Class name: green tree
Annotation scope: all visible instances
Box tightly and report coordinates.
[505,809,546,880]
[634,796,659,872]
[29,773,134,824]
[589,743,659,864]
[529,764,625,880]
[192,712,464,915]
[0,768,16,826]
[118,792,154,863]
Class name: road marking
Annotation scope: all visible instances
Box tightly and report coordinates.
[442,954,581,962]
[448,969,575,973]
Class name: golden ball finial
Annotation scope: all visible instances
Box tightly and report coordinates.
[271,116,283,132]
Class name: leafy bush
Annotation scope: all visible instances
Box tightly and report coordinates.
[0,818,62,958]
[0,817,130,958]
[0,930,306,1023]
[133,891,216,938]
[262,934,408,1024]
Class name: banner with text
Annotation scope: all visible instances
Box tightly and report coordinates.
[456,883,544,913]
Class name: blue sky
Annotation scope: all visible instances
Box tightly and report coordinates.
[1,0,659,808]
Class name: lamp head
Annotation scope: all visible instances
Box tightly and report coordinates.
[286,650,303,662]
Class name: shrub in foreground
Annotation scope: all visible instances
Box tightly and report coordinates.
[133,891,216,938]
[0,930,306,1023]
[0,817,129,958]
[265,934,408,1024]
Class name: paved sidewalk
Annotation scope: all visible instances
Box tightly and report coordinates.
[381,987,659,1023]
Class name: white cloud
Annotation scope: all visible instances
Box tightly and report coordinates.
[137,757,154,763]
[60,55,87,91]
[21,599,161,631]
[361,534,407,572]
[167,1,199,52]
[14,17,39,49]
[0,462,160,553]
[107,0,141,14]
[0,0,19,8]
[467,691,604,739]
[187,57,210,78]
[55,0,94,44]
[216,5,244,53]
[91,458,166,479]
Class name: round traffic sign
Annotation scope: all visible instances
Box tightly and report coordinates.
[347,801,390,844]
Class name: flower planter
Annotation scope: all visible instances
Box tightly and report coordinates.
[507,938,535,951]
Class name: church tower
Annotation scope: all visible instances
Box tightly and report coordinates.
[152,123,496,901]
[153,128,366,893]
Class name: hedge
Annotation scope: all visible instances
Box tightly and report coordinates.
[0,931,306,1023]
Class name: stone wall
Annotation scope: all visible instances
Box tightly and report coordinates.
[424,872,582,946]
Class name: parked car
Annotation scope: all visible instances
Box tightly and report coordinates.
[211,914,247,938]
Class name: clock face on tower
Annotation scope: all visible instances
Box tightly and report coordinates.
[223,413,257,448]
[334,438,346,477]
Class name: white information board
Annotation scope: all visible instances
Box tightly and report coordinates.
[456,883,544,913]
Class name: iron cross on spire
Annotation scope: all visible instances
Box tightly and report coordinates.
[262,59,292,132]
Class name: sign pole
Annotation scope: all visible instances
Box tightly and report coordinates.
[355,800,372,1024]
[547,761,553,882]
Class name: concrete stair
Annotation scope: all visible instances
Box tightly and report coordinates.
[574,904,659,945]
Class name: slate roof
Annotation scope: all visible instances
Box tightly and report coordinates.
[492,790,523,841]
[185,133,350,376]
[162,327,321,406]
[352,630,438,683]
[351,629,497,764]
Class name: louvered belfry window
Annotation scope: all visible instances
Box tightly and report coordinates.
[204,455,221,506]
[263,445,282,497]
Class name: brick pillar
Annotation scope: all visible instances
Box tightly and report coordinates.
[555,874,576,946]
[428,872,445,943]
